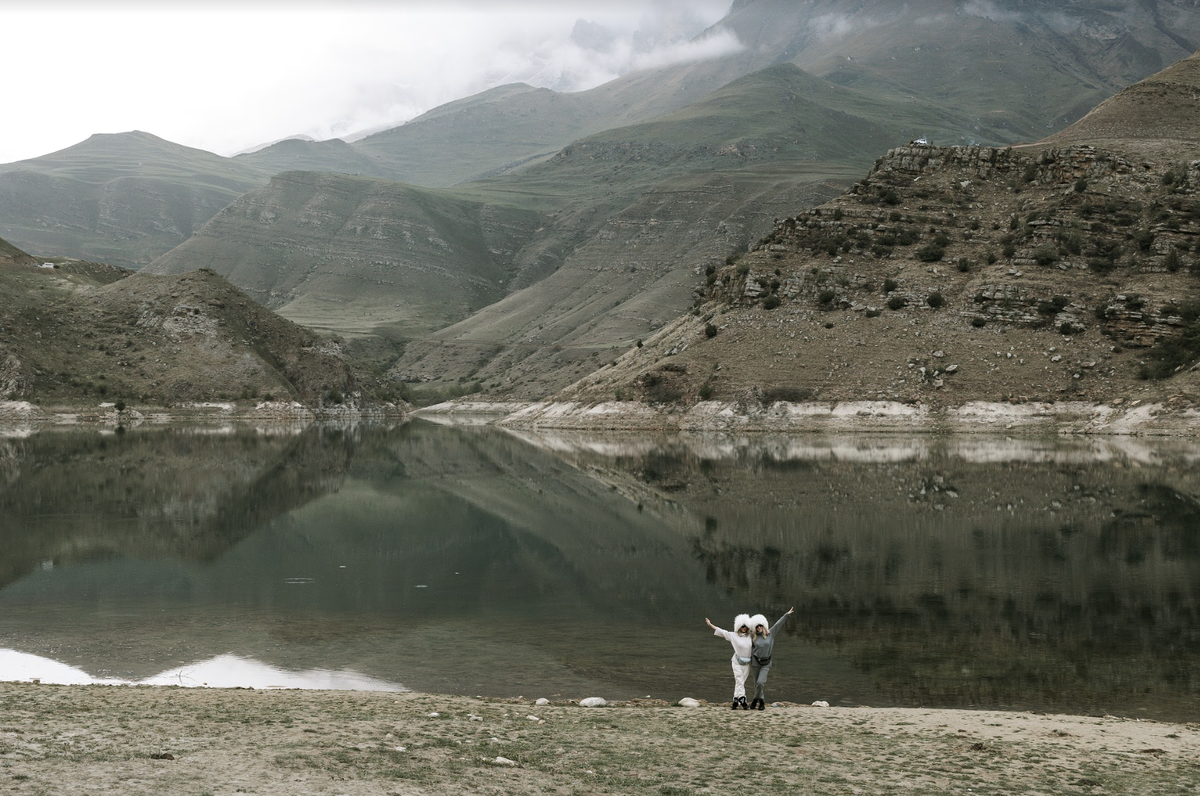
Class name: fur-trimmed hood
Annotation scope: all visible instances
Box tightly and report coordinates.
[734,613,752,634]
[749,613,770,634]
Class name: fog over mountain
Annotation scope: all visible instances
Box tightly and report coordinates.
[1,1,734,165]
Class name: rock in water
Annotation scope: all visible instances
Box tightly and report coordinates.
[578,697,607,707]
[677,697,701,708]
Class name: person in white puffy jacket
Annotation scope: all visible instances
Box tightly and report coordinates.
[705,613,754,709]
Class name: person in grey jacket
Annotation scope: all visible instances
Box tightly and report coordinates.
[746,607,794,710]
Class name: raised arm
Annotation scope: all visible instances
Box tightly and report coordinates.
[707,617,734,640]
[769,607,794,636]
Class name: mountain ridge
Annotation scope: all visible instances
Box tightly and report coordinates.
[516,47,1200,422]
[0,132,269,269]
[9,1,1200,270]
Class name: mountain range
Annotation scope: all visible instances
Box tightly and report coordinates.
[4,1,1200,411]
[530,47,1200,425]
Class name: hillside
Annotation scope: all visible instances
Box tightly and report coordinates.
[531,50,1200,420]
[0,237,34,266]
[144,171,545,347]
[160,64,930,395]
[385,63,984,398]
[0,132,268,268]
[0,251,382,410]
[1046,46,1200,154]
[233,137,383,179]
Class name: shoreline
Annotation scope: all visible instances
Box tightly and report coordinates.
[1,682,1194,795]
[0,399,408,433]
[416,398,1200,436]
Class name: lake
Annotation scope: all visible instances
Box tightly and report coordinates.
[1,421,1197,720]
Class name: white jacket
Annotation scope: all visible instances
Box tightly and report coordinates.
[713,613,754,662]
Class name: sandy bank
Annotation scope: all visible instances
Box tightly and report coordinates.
[0,683,1193,795]
[417,398,1200,435]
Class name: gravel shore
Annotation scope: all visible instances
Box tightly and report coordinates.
[1,683,1195,795]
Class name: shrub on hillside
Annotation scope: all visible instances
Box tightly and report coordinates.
[1165,247,1181,272]
[763,386,814,403]
[1061,231,1082,255]
[1034,244,1058,265]
[640,372,684,404]
[1038,296,1070,315]
[1136,302,1200,379]
[764,295,782,310]
[916,244,945,262]
[887,295,908,310]
[705,323,718,338]
[927,292,945,309]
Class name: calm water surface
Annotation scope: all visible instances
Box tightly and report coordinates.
[1,422,1197,720]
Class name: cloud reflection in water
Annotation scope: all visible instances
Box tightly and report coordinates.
[0,649,406,692]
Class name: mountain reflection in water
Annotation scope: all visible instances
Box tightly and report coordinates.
[0,422,1197,720]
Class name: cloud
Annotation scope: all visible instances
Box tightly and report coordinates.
[0,1,736,164]
[959,1,1093,33]
[806,12,883,40]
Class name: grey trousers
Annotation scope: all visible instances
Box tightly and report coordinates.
[749,659,771,701]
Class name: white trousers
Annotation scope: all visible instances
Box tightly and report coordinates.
[731,656,750,700]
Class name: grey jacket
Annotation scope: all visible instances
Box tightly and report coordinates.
[750,614,789,665]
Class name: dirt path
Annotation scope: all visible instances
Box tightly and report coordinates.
[1,683,1196,795]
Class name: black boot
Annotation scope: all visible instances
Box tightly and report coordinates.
[738,697,749,710]
[731,699,739,710]
[756,698,766,710]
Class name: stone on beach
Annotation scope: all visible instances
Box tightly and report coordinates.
[579,697,607,707]
[677,697,701,707]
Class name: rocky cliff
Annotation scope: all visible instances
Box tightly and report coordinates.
[529,136,1199,425]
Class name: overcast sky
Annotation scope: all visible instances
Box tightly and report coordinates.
[3,1,737,164]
